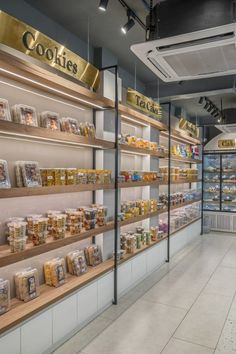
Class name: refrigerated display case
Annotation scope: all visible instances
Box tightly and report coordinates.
[203,153,236,212]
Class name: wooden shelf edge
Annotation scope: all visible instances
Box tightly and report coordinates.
[118,181,160,188]
[0,222,114,268]
[168,155,202,164]
[0,183,115,199]
[120,144,165,158]
[170,199,202,211]
[0,121,115,150]
[161,129,201,145]
[0,258,114,335]
[119,209,167,227]
[170,217,201,236]
[119,235,168,264]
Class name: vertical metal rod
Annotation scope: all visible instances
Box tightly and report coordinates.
[219,154,222,212]
[200,125,205,235]
[166,102,171,262]
[92,109,96,244]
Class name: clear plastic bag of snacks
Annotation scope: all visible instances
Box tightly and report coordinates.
[15,267,40,302]
[7,221,27,239]
[79,122,96,138]
[51,214,67,240]
[54,168,66,186]
[67,250,87,276]
[66,168,76,185]
[76,169,87,184]
[0,98,11,121]
[40,111,60,130]
[0,279,10,315]
[84,245,102,266]
[126,235,136,254]
[17,161,42,188]
[84,219,96,230]
[61,117,80,134]
[12,104,38,126]
[87,170,97,184]
[44,257,66,287]
[84,208,97,220]
[8,236,27,253]
[28,217,48,246]
[0,160,11,189]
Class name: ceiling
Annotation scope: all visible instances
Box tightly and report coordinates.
[25,0,158,83]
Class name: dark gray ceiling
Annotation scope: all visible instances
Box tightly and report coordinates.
[25,0,157,83]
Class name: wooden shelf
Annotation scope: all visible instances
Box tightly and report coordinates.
[169,155,202,164]
[0,183,115,199]
[0,222,114,268]
[120,144,165,158]
[119,209,167,227]
[118,180,160,188]
[119,104,167,131]
[169,179,201,184]
[161,129,201,145]
[119,235,168,264]
[170,199,201,211]
[0,121,115,149]
[205,180,220,183]
[171,217,201,236]
[0,258,114,335]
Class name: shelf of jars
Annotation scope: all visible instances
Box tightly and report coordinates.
[171,216,201,236]
[169,198,202,211]
[0,257,114,335]
[118,209,166,227]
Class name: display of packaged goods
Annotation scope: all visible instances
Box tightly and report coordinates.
[65,209,83,235]
[76,169,88,184]
[87,170,97,184]
[67,250,87,276]
[84,219,96,230]
[171,143,200,160]
[40,111,60,130]
[119,133,162,152]
[66,168,76,185]
[16,161,42,188]
[61,117,80,134]
[12,104,38,126]
[84,208,97,220]
[84,245,102,266]
[44,257,66,287]
[0,159,11,189]
[0,279,10,315]
[51,214,67,240]
[7,221,27,239]
[0,98,11,121]
[54,168,66,186]
[126,235,136,254]
[150,226,158,241]
[15,267,40,302]
[27,217,48,246]
[120,170,161,183]
[79,122,96,138]
[8,236,27,253]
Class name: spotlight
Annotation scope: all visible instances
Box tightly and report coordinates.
[211,109,218,116]
[121,18,135,34]
[217,118,222,123]
[198,97,204,105]
[207,104,213,112]
[204,101,210,110]
[99,0,109,11]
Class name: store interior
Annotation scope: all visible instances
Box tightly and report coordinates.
[0,1,236,353]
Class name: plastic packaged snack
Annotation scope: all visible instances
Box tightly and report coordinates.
[12,104,38,126]
[18,161,42,188]
[84,219,96,230]
[44,257,66,287]
[79,122,96,138]
[28,218,48,246]
[0,160,11,189]
[67,250,87,276]
[126,235,136,254]
[15,267,40,302]
[66,168,76,185]
[54,168,66,186]
[8,236,27,253]
[76,169,88,184]
[84,245,102,266]
[84,208,97,220]
[40,111,60,130]
[0,279,10,315]
[61,117,80,134]
[15,161,24,187]
[7,221,27,239]
[0,98,11,121]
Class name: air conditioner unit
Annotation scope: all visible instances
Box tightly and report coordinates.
[131,24,236,82]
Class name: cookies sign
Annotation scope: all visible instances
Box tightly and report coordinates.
[0,11,100,90]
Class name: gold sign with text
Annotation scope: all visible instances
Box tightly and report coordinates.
[179,118,199,138]
[0,11,100,90]
[218,139,236,148]
[127,88,162,119]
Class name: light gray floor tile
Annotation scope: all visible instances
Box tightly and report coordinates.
[82,301,186,354]
[221,242,236,269]
[215,317,236,354]
[175,292,233,349]
[204,266,236,297]
[162,338,214,354]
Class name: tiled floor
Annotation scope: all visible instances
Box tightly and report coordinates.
[54,233,236,354]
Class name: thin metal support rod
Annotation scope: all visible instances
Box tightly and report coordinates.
[219,154,222,212]
[166,102,171,262]
[92,109,96,243]
[201,129,205,235]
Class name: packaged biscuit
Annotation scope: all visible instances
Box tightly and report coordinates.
[84,245,102,266]
[44,257,66,287]
[54,168,66,186]
[76,169,87,184]
[12,104,38,126]
[16,161,42,188]
[8,236,27,253]
[67,250,87,276]
[29,218,48,246]
[61,117,80,134]
[51,214,67,240]
[7,221,27,239]
[15,268,40,302]
[15,161,24,187]
[79,122,96,138]
[0,98,11,121]
[0,160,11,189]
[66,168,76,185]
[40,111,60,130]
[0,279,10,315]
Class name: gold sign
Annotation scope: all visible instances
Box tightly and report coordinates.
[218,139,236,148]
[179,118,199,138]
[0,11,100,90]
[127,88,162,120]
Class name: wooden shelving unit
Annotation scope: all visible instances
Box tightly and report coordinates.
[0,258,114,335]
[171,217,201,236]
[161,129,201,145]
[0,121,115,150]
[119,209,167,227]
[0,183,115,199]
[169,155,202,164]
[120,144,165,158]
[170,198,201,212]
[118,180,161,188]
[0,222,114,267]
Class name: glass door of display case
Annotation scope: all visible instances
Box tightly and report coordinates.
[203,154,221,211]
[221,154,236,212]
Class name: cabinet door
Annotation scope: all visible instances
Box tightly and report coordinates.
[221,154,236,212]
[203,154,220,211]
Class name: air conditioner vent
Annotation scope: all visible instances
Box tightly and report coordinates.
[217,124,236,133]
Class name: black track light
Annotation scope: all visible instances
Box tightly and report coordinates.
[198,97,204,105]
[204,101,210,110]
[99,0,109,11]
[211,109,218,116]
[207,104,213,112]
[121,18,135,34]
